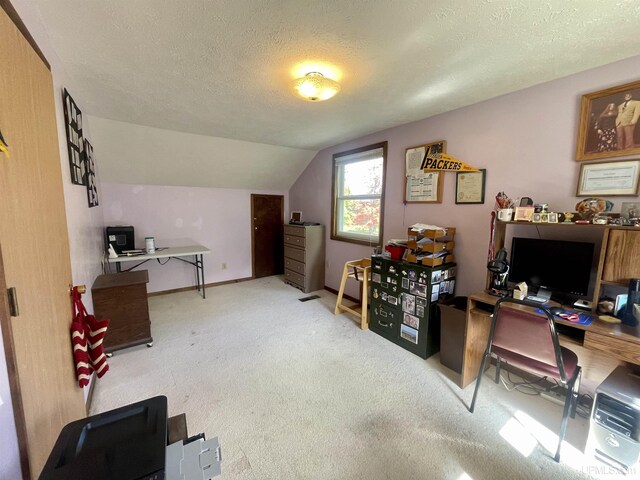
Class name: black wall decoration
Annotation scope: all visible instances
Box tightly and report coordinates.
[62,88,85,185]
[84,140,99,207]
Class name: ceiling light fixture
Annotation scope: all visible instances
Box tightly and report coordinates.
[292,72,340,102]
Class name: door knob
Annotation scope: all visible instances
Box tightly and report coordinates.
[70,284,86,294]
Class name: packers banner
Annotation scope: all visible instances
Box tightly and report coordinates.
[421,153,478,172]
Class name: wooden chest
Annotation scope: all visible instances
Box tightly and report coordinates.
[91,270,152,353]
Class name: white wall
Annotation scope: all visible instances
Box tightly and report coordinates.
[102,183,288,292]
[88,116,316,191]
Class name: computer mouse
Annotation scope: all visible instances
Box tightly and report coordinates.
[549,306,564,316]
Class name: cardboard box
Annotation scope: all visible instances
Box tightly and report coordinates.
[513,282,528,300]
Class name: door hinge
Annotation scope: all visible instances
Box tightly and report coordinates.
[7,287,19,317]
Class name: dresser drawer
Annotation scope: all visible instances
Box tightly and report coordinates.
[284,257,305,275]
[284,225,305,237]
[284,269,305,286]
[284,234,306,248]
[284,245,305,263]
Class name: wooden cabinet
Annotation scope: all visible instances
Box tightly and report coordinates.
[92,271,152,353]
[283,224,325,293]
[600,229,640,284]
[492,221,640,308]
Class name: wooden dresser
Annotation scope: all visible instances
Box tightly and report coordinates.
[92,270,152,353]
[283,224,325,293]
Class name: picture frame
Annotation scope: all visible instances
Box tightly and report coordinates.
[83,140,99,208]
[532,213,542,223]
[548,212,559,223]
[455,169,486,204]
[515,206,534,221]
[540,213,549,223]
[62,88,85,185]
[621,202,640,220]
[576,159,640,197]
[576,79,640,161]
[404,140,446,203]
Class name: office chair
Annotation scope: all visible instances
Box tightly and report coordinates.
[468,297,582,462]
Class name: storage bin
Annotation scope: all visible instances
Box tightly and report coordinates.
[439,296,468,374]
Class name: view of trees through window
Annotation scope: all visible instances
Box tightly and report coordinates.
[338,159,382,238]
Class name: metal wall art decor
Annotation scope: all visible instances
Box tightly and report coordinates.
[84,140,99,207]
[62,88,85,185]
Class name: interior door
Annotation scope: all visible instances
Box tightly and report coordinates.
[251,194,284,278]
[0,8,85,478]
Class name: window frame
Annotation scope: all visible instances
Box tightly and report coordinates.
[331,141,388,246]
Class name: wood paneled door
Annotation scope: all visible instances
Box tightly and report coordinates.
[251,194,284,278]
[0,7,85,478]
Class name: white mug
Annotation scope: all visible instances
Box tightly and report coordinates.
[497,208,514,222]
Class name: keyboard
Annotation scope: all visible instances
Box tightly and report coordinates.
[526,295,549,303]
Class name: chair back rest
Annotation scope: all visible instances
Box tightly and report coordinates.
[491,299,563,377]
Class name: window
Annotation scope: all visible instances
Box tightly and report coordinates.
[331,142,387,245]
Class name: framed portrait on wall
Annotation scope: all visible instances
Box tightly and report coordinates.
[576,79,640,161]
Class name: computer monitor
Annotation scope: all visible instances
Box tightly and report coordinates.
[509,237,595,302]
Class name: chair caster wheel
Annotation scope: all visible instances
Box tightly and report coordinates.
[147,342,153,348]
[106,352,113,358]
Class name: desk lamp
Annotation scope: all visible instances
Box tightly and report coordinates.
[487,248,510,297]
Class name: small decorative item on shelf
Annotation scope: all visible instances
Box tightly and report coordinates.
[575,197,614,221]
[514,206,535,221]
[548,212,559,223]
[534,203,549,213]
[562,212,574,223]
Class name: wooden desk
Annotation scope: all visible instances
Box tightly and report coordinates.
[459,291,640,389]
[107,245,210,298]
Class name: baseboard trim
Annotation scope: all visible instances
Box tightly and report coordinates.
[147,276,254,297]
[324,285,359,304]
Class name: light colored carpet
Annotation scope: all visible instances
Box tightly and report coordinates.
[91,276,618,480]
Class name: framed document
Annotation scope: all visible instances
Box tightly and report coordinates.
[404,140,445,203]
[576,159,640,196]
[455,169,486,204]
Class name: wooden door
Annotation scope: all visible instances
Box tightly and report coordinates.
[251,194,284,278]
[0,8,85,478]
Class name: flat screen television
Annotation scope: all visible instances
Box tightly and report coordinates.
[508,237,595,302]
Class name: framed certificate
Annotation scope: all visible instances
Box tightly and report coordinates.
[576,159,640,196]
[455,169,486,204]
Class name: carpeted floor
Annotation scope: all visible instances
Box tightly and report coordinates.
[91,276,623,479]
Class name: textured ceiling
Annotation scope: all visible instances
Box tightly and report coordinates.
[30,0,640,151]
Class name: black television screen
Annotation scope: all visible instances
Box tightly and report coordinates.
[509,237,594,299]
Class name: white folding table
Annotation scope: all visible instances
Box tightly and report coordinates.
[108,245,211,298]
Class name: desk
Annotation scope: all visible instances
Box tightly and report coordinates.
[108,245,210,298]
[459,292,640,389]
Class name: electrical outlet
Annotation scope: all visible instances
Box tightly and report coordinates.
[221,262,227,270]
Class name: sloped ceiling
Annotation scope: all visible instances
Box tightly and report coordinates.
[25,0,640,187]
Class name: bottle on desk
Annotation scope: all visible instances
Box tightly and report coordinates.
[145,237,155,254]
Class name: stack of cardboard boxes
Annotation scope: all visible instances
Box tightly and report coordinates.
[405,227,456,267]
